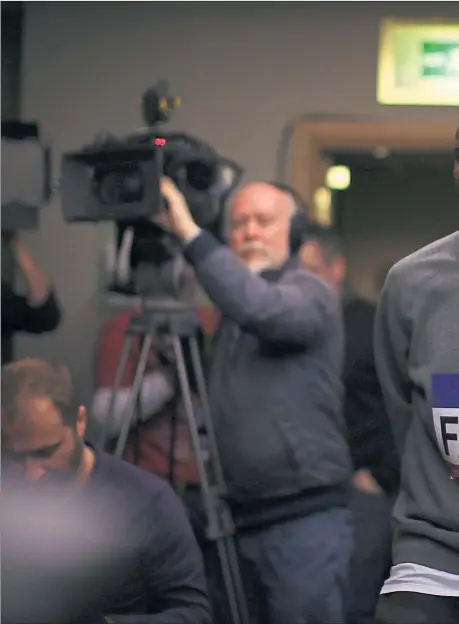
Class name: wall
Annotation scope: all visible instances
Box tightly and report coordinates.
[2,2,23,282]
[19,2,459,402]
[1,2,22,120]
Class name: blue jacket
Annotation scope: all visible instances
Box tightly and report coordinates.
[185,232,351,519]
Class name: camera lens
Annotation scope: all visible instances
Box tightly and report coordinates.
[118,170,144,202]
[93,165,145,204]
[186,161,216,191]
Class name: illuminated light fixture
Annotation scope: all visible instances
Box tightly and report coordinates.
[313,186,332,226]
[326,165,351,191]
[374,146,390,159]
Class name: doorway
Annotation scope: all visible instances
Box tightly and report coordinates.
[289,119,457,300]
[290,119,454,208]
[330,150,457,300]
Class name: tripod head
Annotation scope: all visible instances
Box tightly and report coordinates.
[134,251,196,302]
[137,297,202,339]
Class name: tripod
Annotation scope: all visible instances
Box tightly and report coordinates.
[98,299,250,624]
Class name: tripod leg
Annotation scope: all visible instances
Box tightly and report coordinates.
[98,334,134,449]
[223,535,251,624]
[212,496,251,624]
[114,332,155,458]
[172,335,213,516]
[168,409,178,486]
[215,538,249,624]
[189,337,226,490]
[173,335,250,624]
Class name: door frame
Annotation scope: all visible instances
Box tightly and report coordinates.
[290,119,455,220]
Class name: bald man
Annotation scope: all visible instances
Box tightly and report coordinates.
[161,178,352,624]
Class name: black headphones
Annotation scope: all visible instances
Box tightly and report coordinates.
[268,182,311,254]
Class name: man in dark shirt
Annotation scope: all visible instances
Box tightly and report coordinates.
[1,234,61,364]
[1,358,211,624]
[299,226,399,624]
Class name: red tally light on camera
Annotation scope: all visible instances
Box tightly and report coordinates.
[154,138,167,147]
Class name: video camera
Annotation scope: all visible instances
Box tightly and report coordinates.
[60,80,243,235]
[2,81,243,298]
[59,81,243,299]
[1,81,243,240]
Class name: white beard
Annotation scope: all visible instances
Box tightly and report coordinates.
[245,259,273,274]
[237,245,275,274]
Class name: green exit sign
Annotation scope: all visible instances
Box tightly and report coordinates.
[422,42,459,77]
[378,19,459,106]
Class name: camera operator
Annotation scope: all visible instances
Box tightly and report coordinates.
[1,357,212,624]
[1,233,62,364]
[160,177,353,624]
[298,226,400,624]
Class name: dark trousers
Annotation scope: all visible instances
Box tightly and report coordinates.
[235,507,353,624]
[375,592,459,624]
[346,487,394,624]
[187,491,353,623]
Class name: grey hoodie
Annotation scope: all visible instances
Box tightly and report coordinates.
[374,231,459,575]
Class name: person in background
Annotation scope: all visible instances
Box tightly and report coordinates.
[160,177,353,624]
[1,233,61,364]
[2,357,212,624]
[299,225,400,624]
[374,264,392,299]
[373,130,459,624]
[90,306,176,446]
[90,301,219,486]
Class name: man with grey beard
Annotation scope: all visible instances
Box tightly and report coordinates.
[160,178,352,624]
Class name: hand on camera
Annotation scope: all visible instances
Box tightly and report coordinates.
[159,177,201,242]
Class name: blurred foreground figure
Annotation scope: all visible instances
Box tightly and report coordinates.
[1,358,211,624]
[299,226,399,624]
[374,128,459,624]
[161,178,353,624]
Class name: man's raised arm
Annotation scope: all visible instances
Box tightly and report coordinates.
[184,231,340,346]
